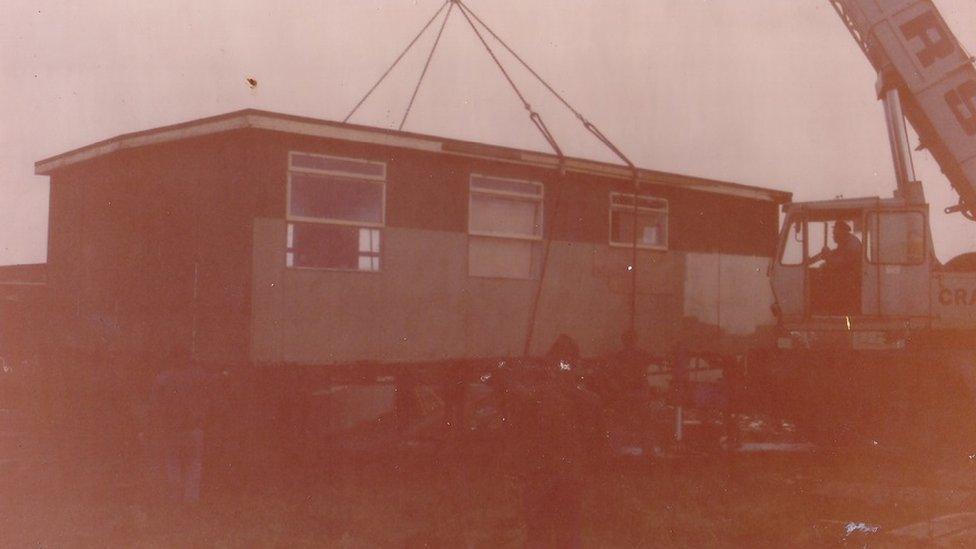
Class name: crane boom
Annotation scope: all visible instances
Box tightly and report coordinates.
[830,0,976,218]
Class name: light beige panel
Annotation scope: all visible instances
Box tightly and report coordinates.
[468,236,534,279]
[461,276,538,358]
[253,219,701,364]
[683,252,775,337]
[719,255,775,335]
[280,227,469,364]
[529,242,682,357]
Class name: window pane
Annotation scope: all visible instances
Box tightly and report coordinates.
[780,221,803,265]
[356,254,380,271]
[290,173,383,223]
[370,229,380,253]
[611,194,667,210]
[291,153,385,178]
[471,175,541,196]
[358,228,381,254]
[867,212,925,264]
[805,219,863,265]
[610,210,667,247]
[470,194,541,237]
[807,221,828,260]
[288,222,380,270]
[358,228,370,253]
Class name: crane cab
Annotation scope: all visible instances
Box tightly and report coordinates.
[770,197,932,338]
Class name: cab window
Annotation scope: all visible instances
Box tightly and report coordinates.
[865,212,925,265]
[778,216,864,265]
[780,220,804,265]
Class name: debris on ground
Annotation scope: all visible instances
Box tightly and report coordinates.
[844,521,881,537]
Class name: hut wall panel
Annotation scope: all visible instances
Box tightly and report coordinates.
[44,126,782,367]
[45,131,259,366]
[252,219,696,363]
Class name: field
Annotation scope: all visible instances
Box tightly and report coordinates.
[5,434,976,547]
[4,363,976,547]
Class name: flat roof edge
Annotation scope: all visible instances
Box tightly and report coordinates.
[34,108,792,203]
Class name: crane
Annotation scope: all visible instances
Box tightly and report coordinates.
[758,0,976,447]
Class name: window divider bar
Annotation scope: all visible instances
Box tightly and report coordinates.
[468,230,543,241]
[471,188,545,201]
[286,216,386,229]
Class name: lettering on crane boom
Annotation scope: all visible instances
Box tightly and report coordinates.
[947,81,976,136]
[900,12,953,68]
[899,11,976,136]
[938,287,976,306]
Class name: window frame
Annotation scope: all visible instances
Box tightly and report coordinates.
[865,210,927,266]
[285,151,387,272]
[608,191,669,251]
[778,217,808,266]
[286,152,387,228]
[467,173,544,241]
[777,214,867,267]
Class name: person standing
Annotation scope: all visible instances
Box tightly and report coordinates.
[149,348,216,504]
[517,335,601,548]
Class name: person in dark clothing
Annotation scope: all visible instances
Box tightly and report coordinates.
[809,221,862,272]
[602,330,660,455]
[149,349,217,504]
[503,334,600,548]
[808,220,863,314]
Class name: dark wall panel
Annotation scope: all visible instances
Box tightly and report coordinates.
[46,130,259,368]
[250,129,779,258]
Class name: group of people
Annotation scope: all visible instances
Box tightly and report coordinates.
[485,331,690,548]
[144,332,693,546]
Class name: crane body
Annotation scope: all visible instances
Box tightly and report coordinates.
[756,0,976,443]
[770,0,976,342]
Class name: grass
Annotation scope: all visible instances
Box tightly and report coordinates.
[4,426,974,547]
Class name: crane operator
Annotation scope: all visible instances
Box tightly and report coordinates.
[807,220,862,313]
[808,221,862,270]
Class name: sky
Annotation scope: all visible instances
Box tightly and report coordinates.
[2,0,976,265]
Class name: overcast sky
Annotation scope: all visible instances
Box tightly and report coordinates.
[2,0,976,265]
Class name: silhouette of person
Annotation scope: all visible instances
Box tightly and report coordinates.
[808,221,862,313]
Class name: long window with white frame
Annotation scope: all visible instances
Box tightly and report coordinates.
[286,152,385,271]
[609,192,668,250]
[468,174,543,279]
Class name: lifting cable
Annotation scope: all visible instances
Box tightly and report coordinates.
[454,0,645,345]
[450,1,568,355]
[455,0,637,173]
[344,0,644,350]
[343,0,451,124]
[452,1,563,158]
[400,1,455,130]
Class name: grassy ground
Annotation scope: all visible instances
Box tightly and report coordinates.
[5,441,973,548]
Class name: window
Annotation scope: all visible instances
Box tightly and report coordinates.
[468,174,543,279]
[866,211,925,264]
[779,216,865,266]
[609,192,668,250]
[286,152,385,271]
[780,220,804,265]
